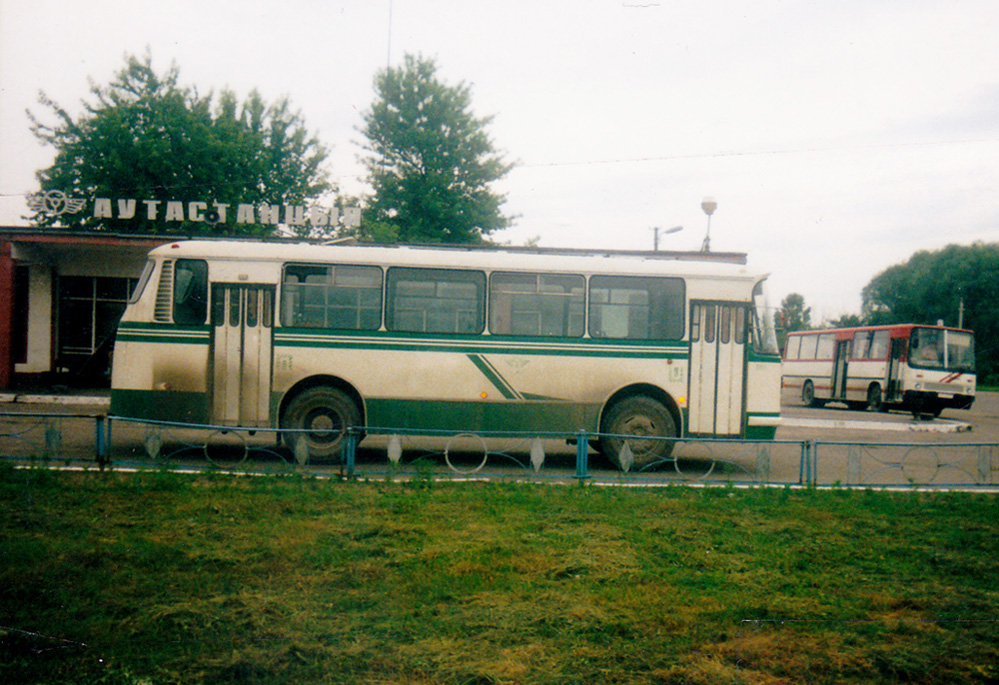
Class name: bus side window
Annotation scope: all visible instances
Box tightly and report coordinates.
[489,272,584,337]
[281,264,382,330]
[387,267,485,334]
[851,331,870,359]
[784,336,801,360]
[588,276,684,340]
[799,334,818,359]
[869,331,889,359]
[816,333,835,359]
[173,259,208,325]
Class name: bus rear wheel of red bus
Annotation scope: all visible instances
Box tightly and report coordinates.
[600,396,677,471]
[281,387,361,463]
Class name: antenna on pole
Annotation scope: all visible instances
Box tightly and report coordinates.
[700,196,717,252]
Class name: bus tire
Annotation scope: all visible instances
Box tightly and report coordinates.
[802,380,823,407]
[866,384,883,412]
[281,387,361,463]
[600,396,676,471]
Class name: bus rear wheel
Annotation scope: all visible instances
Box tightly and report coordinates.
[866,384,883,412]
[281,387,360,463]
[600,396,676,471]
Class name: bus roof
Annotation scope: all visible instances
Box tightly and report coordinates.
[148,239,766,282]
[786,323,974,336]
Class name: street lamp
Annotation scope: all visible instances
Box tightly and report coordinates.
[651,225,683,251]
[700,196,717,252]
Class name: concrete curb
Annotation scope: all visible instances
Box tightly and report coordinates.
[782,417,972,433]
[0,393,110,407]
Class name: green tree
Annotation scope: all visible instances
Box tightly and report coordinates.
[358,54,514,244]
[862,242,999,382]
[28,52,332,235]
[828,313,863,328]
[776,293,811,349]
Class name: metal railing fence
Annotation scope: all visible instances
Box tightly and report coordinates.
[2,410,999,488]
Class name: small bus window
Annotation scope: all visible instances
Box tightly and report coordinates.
[387,267,485,334]
[720,306,732,344]
[799,334,818,360]
[489,272,584,337]
[851,331,871,359]
[784,336,801,360]
[869,330,889,359]
[173,259,208,325]
[588,276,684,340]
[816,333,835,359]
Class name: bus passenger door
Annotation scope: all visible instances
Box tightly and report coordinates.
[688,302,747,437]
[832,340,850,399]
[886,338,905,402]
[210,283,275,426]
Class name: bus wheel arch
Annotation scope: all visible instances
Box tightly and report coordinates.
[598,384,680,470]
[279,377,365,462]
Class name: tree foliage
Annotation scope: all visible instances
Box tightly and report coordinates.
[358,54,514,244]
[28,52,331,234]
[776,292,811,349]
[862,242,999,381]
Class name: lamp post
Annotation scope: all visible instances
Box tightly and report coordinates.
[700,196,717,252]
[651,225,683,251]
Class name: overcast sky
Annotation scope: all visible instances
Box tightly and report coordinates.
[2,0,998,321]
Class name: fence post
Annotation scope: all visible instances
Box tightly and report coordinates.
[95,415,107,470]
[343,427,357,478]
[800,440,816,485]
[575,429,589,480]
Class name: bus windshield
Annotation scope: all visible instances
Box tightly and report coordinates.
[751,280,779,355]
[910,327,975,373]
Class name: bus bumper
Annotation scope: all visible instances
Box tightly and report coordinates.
[903,389,975,412]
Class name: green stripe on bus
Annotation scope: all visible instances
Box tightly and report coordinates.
[273,336,687,359]
[110,389,208,423]
[365,397,601,434]
[467,354,521,400]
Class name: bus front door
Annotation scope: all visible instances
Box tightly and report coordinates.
[832,340,850,400]
[688,302,748,437]
[210,283,275,426]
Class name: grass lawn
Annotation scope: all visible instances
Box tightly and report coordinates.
[2,464,998,684]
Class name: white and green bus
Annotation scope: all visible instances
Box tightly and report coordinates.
[110,240,781,468]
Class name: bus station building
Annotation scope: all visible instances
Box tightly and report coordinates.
[0,228,168,389]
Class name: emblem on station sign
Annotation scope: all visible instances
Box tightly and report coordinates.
[27,190,86,216]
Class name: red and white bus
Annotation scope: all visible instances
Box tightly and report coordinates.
[782,324,975,416]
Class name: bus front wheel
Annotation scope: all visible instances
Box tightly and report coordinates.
[802,380,823,408]
[600,396,676,471]
[281,387,361,463]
